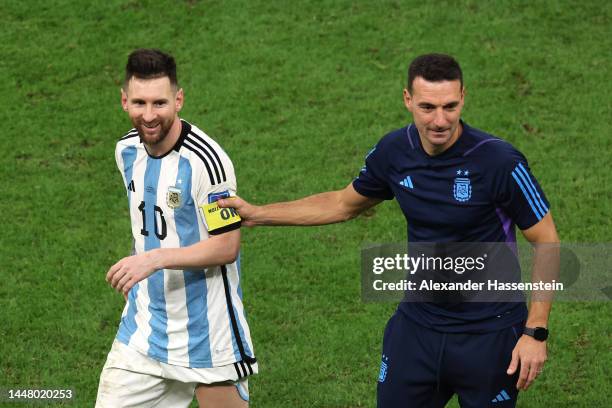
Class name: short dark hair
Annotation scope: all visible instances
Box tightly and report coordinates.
[124,48,178,89]
[407,53,462,93]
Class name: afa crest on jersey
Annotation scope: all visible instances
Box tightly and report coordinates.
[167,186,182,209]
[453,177,472,202]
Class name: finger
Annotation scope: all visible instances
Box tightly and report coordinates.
[123,291,128,301]
[106,261,122,282]
[528,362,539,384]
[517,360,529,390]
[534,363,544,379]
[218,198,241,209]
[524,365,538,390]
[123,277,137,296]
[110,267,127,289]
[507,350,519,375]
[115,272,132,293]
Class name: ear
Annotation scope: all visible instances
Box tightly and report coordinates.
[121,88,128,112]
[403,88,413,112]
[175,88,184,112]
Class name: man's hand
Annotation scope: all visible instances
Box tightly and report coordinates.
[217,185,381,227]
[506,335,547,390]
[106,251,160,297]
[218,196,259,227]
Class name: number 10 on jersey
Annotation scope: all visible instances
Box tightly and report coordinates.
[137,201,167,240]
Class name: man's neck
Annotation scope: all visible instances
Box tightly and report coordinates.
[145,116,182,157]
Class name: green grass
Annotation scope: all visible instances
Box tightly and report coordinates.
[1,0,611,406]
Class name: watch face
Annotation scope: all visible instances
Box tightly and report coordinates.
[534,327,549,341]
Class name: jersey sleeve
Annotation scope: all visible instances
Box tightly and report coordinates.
[195,148,242,235]
[115,143,127,187]
[352,144,394,200]
[491,147,550,230]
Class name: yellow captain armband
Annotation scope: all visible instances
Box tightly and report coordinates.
[200,199,242,234]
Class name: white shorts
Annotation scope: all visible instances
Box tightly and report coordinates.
[95,340,256,408]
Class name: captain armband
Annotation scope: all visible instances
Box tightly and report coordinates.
[200,198,241,235]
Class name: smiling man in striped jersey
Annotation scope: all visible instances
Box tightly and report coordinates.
[95,49,256,408]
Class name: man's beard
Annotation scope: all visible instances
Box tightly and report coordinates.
[135,117,174,146]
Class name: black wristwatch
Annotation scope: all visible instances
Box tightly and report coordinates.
[523,326,549,341]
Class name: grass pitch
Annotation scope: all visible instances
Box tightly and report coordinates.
[1,1,610,406]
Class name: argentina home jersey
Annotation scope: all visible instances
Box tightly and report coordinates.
[353,121,550,332]
[114,119,256,369]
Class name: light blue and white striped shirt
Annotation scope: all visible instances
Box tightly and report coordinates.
[114,119,255,369]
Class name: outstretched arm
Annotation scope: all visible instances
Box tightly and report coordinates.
[218,183,383,227]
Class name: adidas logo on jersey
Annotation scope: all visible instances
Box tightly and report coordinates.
[399,176,413,189]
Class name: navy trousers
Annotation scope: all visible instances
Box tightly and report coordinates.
[377,311,524,408]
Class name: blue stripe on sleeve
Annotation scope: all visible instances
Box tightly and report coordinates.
[517,163,548,214]
[121,146,137,207]
[513,165,546,218]
[512,170,544,220]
